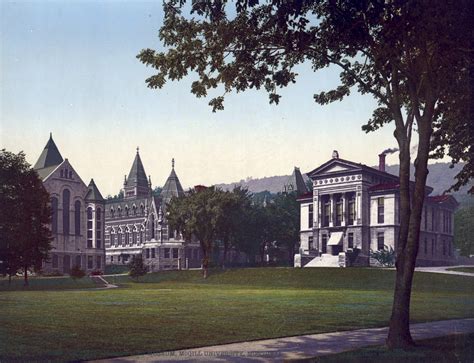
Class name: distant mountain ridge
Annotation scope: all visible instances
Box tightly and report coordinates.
[215,162,472,205]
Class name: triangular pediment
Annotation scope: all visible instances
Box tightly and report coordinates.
[308,158,362,178]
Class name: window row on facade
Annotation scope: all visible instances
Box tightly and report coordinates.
[51,254,102,271]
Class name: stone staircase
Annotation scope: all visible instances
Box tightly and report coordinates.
[90,275,117,288]
[304,254,340,268]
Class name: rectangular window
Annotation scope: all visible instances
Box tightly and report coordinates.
[443,240,446,255]
[111,256,114,262]
[377,232,384,250]
[164,248,170,258]
[151,248,156,258]
[96,256,101,269]
[308,204,313,228]
[432,238,435,255]
[348,197,355,225]
[321,234,327,253]
[87,230,93,239]
[169,229,175,239]
[96,240,101,249]
[377,197,385,224]
[335,197,343,226]
[87,239,92,248]
[308,236,313,250]
[87,256,93,269]
[323,200,330,227]
[52,254,58,268]
[96,230,101,239]
[424,238,427,255]
[87,220,93,230]
[173,248,179,259]
[110,234,114,246]
[432,209,436,231]
[348,233,354,249]
[146,248,150,259]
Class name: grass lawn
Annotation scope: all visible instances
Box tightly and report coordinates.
[446,267,474,273]
[1,268,473,361]
[314,333,474,362]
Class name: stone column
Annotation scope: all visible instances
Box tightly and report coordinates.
[314,196,319,227]
[356,191,362,225]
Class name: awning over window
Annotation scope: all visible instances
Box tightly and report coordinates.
[327,231,343,246]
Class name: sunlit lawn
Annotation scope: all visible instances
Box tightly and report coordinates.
[1,268,473,361]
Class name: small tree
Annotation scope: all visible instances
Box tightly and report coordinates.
[70,265,86,281]
[371,246,396,267]
[128,255,148,281]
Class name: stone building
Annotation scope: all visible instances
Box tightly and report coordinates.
[33,134,106,274]
[295,151,458,267]
[104,150,202,270]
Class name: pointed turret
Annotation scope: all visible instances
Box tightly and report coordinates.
[283,167,309,196]
[160,158,185,204]
[85,179,105,202]
[34,133,64,170]
[123,147,150,199]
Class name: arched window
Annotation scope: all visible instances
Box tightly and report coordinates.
[51,197,58,233]
[87,207,93,248]
[140,204,145,215]
[125,227,129,245]
[96,207,102,249]
[151,214,155,239]
[118,207,122,217]
[132,227,137,244]
[125,206,129,216]
[62,189,70,235]
[74,201,81,236]
[133,205,137,215]
[110,207,115,218]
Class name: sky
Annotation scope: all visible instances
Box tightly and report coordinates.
[1,1,402,197]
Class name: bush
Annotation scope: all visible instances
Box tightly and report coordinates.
[70,265,86,280]
[128,255,148,281]
[90,269,103,276]
[105,264,129,275]
[370,246,396,267]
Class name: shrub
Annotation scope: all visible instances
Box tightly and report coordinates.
[128,255,148,281]
[70,265,86,280]
[90,269,103,276]
[370,246,396,267]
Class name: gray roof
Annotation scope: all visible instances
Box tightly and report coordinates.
[126,150,149,191]
[160,164,185,203]
[283,167,309,196]
[85,179,104,202]
[33,133,64,171]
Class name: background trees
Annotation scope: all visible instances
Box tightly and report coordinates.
[0,149,52,285]
[137,0,473,348]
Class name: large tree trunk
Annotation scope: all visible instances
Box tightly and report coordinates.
[387,112,433,349]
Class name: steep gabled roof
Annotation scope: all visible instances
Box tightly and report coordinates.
[33,133,64,171]
[160,159,185,203]
[126,149,149,191]
[85,179,104,202]
[283,167,309,196]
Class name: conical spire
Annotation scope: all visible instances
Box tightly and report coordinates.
[124,147,150,199]
[85,178,104,202]
[33,133,64,170]
[160,158,185,204]
[283,167,309,196]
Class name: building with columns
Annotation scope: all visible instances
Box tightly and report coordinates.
[33,134,106,274]
[104,150,202,270]
[295,151,458,268]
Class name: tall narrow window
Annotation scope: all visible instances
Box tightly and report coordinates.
[151,215,155,239]
[443,240,446,255]
[377,232,385,250]
[62,189,70,234]
[348,196,355,225]
[308,236,313,250]
[348,233,354,249]
[87,207,93,248]
[323,198,330,227]
[75,255,81,268]
[125,227,129,245]
[51,197,58,233]
[110,233,115,246]
[432,238,435,255]
[308,204,314,228]
[335,197,343,226]
[424,238,428,255]
[377,197,384,224]
[118,232,122,246]
[96,208,102,249]
[74,201,81,236]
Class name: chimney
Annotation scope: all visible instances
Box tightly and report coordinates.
[378,153,386,172]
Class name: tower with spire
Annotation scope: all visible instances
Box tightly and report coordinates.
[123,147,151,199]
